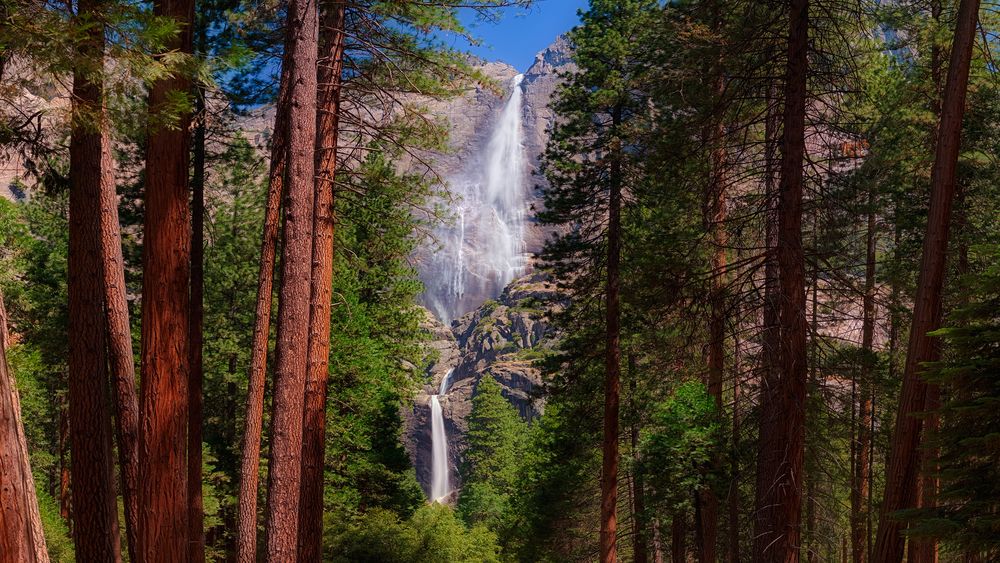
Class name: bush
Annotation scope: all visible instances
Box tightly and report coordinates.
[327,504,501,563]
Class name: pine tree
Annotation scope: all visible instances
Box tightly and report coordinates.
[874,0,982,557]
[908,246,1000,558]
[67,0,122,558]
[538,3,657,560]
[458,375,529,535]
[261,0,318,556]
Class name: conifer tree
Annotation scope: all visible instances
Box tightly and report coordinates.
[874,0,982,557]
[539,3,656,560]
[458,375,529,535]
[67,0,122,558]
[140,0,196,556]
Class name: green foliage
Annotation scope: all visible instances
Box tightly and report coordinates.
[36,488,73,562]
[322,149,432,524]
[641,381,723,512]
[908,246,1000,556]
[327,504,501,563]
[458,375,529,537]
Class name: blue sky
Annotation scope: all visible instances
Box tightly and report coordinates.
[453,0,589,71]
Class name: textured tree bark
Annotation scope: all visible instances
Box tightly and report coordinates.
[139,0,195,557]
[851,205,876,563]
[652,519,665,563]
[263,0,318,556]
[98,121,139,563]
[68,0,122,556]
[187,80,207,563]
[752,0,808,557]
[234,34,292,563]
[58,401,70,524]
[600,106,624,563]
[700,33,727,563]
[908,384,939,563]
[627,364,648,563]
[0,288,50,563]
[671,514,686,563]
[873,0,980,558]
[297,3,346,559]
[728,306,742,563]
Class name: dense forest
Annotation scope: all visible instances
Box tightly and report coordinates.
[0,0,998,560]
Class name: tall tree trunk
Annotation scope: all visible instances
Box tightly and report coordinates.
[262,0,319,557]
[729,298,742,563]
[628,360,648,563]
[68,0,122,556]
[234,36,291,563]
[700,85,727,563]
[0,288,50,562]
[139,0,195,556]
[297,3,346,559]
[652,519,665,563]
[851,203,876,563]
[58,400,70,525]
[873,0,980,558]
[671,514,686,563]
[754,82,781,556]
[98,123,139,563]
[600,106,624,563]
[753,0,809,557]
[187,76,207,563]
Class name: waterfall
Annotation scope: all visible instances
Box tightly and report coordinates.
[421,74,529,323]
[429,369,453,502]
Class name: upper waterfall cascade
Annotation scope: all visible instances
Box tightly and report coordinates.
[421,74,530,324]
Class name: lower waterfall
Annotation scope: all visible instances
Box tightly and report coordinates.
[429,369,453,502]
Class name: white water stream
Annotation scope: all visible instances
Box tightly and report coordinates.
[421,74,529,324]
[429,369,452,502]
[425,74,529,502]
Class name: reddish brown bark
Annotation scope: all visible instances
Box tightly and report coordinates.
[234,36,292,563]
[600,106,624,563]
[908,385,940,563]
[851,206,876,563]
[187,83,207,563]
[98,125,139,563]
[728,302,742,563]
[297,3,346,559]
[752,0,809,557]
[139,0,195,557]
[58,400,70,525]
[627,364,648,563]
[700,32,727,563]
[67,0,123,556]
[754,84,781,560]
[0,288,49,562]
[671,514,686,563]
[262,0,319,556]
[872,0,980,558]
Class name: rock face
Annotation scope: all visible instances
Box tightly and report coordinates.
[403,270,563,498]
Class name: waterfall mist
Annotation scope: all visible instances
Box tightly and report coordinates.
[421,74,529,324]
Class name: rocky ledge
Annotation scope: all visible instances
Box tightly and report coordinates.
[403,270,563,498]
